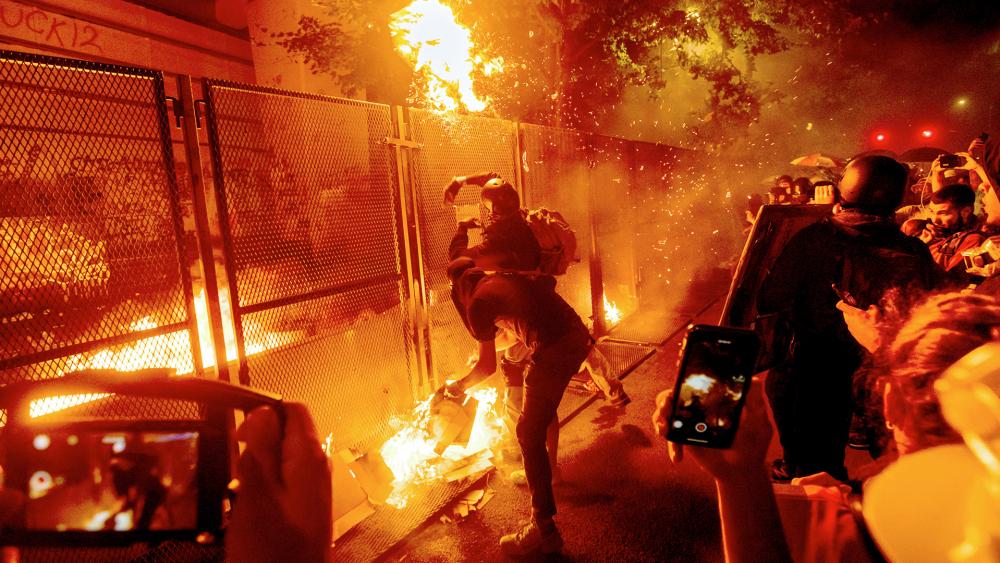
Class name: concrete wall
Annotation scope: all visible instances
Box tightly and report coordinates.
[0,0,255,81]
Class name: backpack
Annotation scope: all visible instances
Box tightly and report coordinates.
[523,208,579,275]
[833,225,940,309]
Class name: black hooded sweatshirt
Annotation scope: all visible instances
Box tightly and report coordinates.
[758,211,942,364]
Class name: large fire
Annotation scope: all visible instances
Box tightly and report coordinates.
[380,386,504,509]
[389,0,502,113]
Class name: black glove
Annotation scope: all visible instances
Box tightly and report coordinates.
[444,178,463,206]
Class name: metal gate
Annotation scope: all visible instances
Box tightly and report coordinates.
[406,108,520,385]
[0,49,218,562]
[0,50,202,416]
[201,80,416,455]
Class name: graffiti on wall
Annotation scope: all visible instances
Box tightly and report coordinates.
[0,2,103,53]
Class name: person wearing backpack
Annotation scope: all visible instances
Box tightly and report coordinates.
[445,173,541,271]
[757,156,942,482]
[442,173,629,482]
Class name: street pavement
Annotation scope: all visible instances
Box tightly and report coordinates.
[382,275,741,562]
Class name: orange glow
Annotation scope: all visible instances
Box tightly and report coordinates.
[380,387,503,509]
[604,295,623,326]
[27,289,299,420]
[389,0,502,112]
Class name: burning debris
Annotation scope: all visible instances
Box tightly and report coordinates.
[377,386,504,509]
[604,295,622,326]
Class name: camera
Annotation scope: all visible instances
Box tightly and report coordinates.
[666,325,760,449]
[963,238,1000,271]
[0,369,281,546]
[938,154,967,169]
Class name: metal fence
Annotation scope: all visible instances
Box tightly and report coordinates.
[202,80,415,455]
[0,48,215,563]
[0,50,201,411]
[0,49,699,561]
[407,108,520,385]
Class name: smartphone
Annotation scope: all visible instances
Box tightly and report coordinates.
[666,325,760,448]
[2,420,222,545]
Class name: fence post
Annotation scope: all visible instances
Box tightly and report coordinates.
[388,105,434,399]
[177,75,233,386]
[587,142,608,337]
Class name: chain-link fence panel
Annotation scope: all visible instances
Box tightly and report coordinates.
[585,134,638,332]
[0,50,200,411]
[408,109,518,384]
[203,81,414,454]
[519,124,595,326]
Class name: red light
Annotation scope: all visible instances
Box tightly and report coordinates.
[921,129,934,138]
[875,133,886,142]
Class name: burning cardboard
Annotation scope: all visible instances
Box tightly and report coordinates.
[377,386,505,509]
[332,450,375,542]
[348,449,396,506]
[429,394,479,455]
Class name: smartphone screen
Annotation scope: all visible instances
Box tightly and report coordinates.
[667,325,759,448]
[21,429,199,532]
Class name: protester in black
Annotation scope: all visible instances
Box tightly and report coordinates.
[446,174,541,271]
[441,257,590,556]
[758,155,941,481]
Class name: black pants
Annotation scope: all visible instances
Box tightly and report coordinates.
[765,353,858,481]
[515,328,590,524]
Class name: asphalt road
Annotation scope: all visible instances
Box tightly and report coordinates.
[382,276,740,562]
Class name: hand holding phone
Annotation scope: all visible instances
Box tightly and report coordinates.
[937,154,967,169]
[663,325,760,449]
[653,372,772,480]
[227,403,331,563]
[0,372,284,546]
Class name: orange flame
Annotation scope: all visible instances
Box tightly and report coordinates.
[380,387,504,509]
[27,288,300,420]
[389,0,502,112]
[604,295,622,326]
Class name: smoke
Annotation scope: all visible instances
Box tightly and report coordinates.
[585,6,1000,319]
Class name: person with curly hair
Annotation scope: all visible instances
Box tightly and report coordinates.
[653,291,1000,562]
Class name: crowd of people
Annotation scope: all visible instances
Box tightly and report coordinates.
[223,139,1000,561]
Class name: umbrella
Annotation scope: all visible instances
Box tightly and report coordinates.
[790,153,843,168]
[898,146,949,163]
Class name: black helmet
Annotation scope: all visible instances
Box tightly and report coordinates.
[481,178,520,216]
[839,155,907,216]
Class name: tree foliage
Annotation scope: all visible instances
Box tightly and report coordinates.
[273,0,880,146]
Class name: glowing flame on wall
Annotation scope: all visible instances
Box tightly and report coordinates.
[389,0,502,112]
[604,295,622,326]
[380,387,504,508]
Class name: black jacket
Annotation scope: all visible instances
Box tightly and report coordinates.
[758,213,941,363]
[448,213,541,271]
